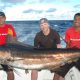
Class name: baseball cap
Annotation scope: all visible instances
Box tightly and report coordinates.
[39,18,49,24]
[0,12,5,17]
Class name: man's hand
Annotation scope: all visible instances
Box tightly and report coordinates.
[8,28,13,36]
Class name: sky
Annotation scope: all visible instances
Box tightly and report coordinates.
[0,0,80,21]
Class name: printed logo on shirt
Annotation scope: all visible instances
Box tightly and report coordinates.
[0,33,7,36]
[70,38,80,41]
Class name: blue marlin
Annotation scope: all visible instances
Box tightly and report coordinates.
[0,43,79,71]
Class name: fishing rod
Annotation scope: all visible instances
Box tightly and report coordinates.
[60,35,67,44]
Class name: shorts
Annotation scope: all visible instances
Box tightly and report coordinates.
[1,64,13,72]
[51,58,80,77]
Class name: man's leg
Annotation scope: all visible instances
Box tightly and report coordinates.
[31,70,38,80]
[7,69,14,80]
[53,62,76,80]
[1,65,14,80]
[53,73,64,80]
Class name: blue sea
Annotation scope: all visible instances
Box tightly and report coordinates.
[6,20,73,47]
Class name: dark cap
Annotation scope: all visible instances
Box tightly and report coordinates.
[74,13,80,19]
[0,12,5,17]
[39,18,49,24]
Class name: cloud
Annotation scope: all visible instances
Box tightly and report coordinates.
[23,9,43,14]
[0,0,26,11]
[74,4,80,8]
[46,8,56,12]
[39,0,71,3]
[0,0,79,20]
[39,0,52,3]
[24,0,70,4]
[60,0,71,3]
[0,2,12,11]
[1,0,26,4]
[23,8,57,14]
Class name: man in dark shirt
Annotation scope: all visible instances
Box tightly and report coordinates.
[31,18,63,80]
[34,28,60,49]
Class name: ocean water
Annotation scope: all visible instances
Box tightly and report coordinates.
[7,20,73,47]
[1,20,73,80]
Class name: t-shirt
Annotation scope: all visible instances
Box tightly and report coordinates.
[34,28,60,49]
[0,24,16,45]
[65,26,80,48]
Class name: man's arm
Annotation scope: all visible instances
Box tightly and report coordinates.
[6,35,18,43]
[6,26,17,43]
[54,31,61,48]
[66,41,70,48]
[57,44,62,48]
[34,34,40,48]
[65,29,70,48]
